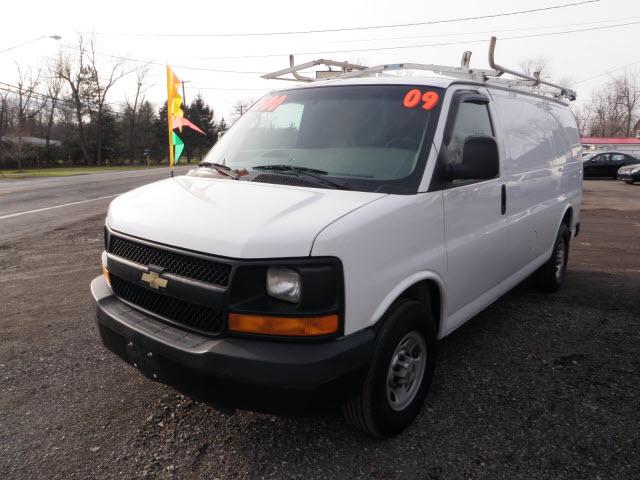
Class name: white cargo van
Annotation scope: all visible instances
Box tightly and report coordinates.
[91,43,582,437]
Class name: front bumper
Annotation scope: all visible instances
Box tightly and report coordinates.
[91,276,374,412]
[617,172,639,182]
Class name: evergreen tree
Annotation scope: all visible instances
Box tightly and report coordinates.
[153,102,169,164]
[183,95,216,163]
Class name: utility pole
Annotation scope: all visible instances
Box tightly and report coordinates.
[181,80,191,107]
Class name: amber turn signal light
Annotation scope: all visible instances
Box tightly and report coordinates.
[101,264,111,286]
[228,313,338,336]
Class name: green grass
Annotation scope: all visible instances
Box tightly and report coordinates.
[0,165,166,179]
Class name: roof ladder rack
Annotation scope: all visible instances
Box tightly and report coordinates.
[261,55,367,82]
[487,37,576,101]
[261,36,577,101]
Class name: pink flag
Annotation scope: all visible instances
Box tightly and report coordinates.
[173,116,206,135]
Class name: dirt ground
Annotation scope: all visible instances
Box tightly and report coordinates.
[1,180,638,479]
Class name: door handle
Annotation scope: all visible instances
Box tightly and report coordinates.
[501,184,506,215]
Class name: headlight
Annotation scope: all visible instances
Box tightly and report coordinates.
[266,267,301,303]
[630,167,640,174]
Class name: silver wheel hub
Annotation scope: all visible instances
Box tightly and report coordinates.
[386,331,427,411]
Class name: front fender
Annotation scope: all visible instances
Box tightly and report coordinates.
[311,192,446,335]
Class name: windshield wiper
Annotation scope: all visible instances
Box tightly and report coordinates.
[198,161,239,179]
[252,164,350,190]
[253,164,328,175]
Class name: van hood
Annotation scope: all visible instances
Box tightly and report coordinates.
[107,176,387,258]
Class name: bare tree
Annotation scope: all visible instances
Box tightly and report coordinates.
[124,65,150,162]
[86,37,127,165]
[591,88,623,137]
[611,71,640,137]
[56,35,92,165]
[44,55,65,165]
[11,63,44,170]
[0,91,9,164]
[571,103,593,137]
[231,98,255,124]
[518,56,551,80]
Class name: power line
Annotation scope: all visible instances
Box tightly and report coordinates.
[321,15,640,46]
[187,86,270,91]
[575,59,640,84]
[198,20,640,60]
[0,81,127,116]
[85,0,600,38]
[60,45,266,75]
[0,35,62,55]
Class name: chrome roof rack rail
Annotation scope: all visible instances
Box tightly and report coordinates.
[487,36,576,101]
[261,55,367,82]
[262,37,576,101]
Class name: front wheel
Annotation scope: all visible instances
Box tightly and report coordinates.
[625,180,634,184]
[342,299,437,437]
[533,223,570,292]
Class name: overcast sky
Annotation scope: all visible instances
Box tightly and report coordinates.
[1,0,638,121]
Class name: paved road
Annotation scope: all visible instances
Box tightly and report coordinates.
[0,166,189,243]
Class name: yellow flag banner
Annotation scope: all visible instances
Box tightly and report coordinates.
[166,66,179,175]
[166,66,207,176]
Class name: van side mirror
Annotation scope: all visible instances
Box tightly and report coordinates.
[448,136,499,180]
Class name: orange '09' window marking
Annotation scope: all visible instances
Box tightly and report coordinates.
[421,91,439,110]
[403,89,440,110]
[403,89,422,108]
[268,95,287,111]
[257,95,287,112]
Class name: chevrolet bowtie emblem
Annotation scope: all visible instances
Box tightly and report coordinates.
[141,270,168,290]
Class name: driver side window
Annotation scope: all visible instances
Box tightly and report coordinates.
[444,102,494,166]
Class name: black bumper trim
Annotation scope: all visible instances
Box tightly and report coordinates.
[91,276,374,391]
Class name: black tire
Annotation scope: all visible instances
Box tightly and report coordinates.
[533,223,570,292]
[625,180,634,184]
[342,299,437,438]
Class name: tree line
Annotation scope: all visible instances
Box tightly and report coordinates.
[573,72,640,138]
[517,57,639,139]
[1,42,638,171]
[0,36,231,170]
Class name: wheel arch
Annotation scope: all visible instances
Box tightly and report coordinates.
[557,204,575,241]
[371,273,445,339]
[545,204,574,256]
[561,205,573,230]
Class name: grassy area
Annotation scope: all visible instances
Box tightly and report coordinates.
[0,165,165,179]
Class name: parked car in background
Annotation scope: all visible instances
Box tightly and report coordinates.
[616,162,640,184]
[582,152,639,179]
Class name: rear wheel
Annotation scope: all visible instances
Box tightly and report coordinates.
[342,299,437,437]
[533,223,570,292]
[625,180,634,184]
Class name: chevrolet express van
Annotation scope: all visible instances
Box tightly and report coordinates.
[91,63,582,437]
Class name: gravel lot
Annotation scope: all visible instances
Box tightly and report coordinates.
[1,180,639,479]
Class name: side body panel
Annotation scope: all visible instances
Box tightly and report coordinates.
[489,89,582,268]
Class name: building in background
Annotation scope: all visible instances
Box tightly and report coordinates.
[581,136,640,157]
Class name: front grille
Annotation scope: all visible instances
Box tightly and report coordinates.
[108,235,232,287]
[110,275,224,335]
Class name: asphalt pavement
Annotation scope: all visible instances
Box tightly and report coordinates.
[0,166,189,243]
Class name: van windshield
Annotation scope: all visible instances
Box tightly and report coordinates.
[202,85,443,193]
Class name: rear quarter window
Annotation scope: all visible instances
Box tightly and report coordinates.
[493,94,555,174]
[551,106,580,148]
